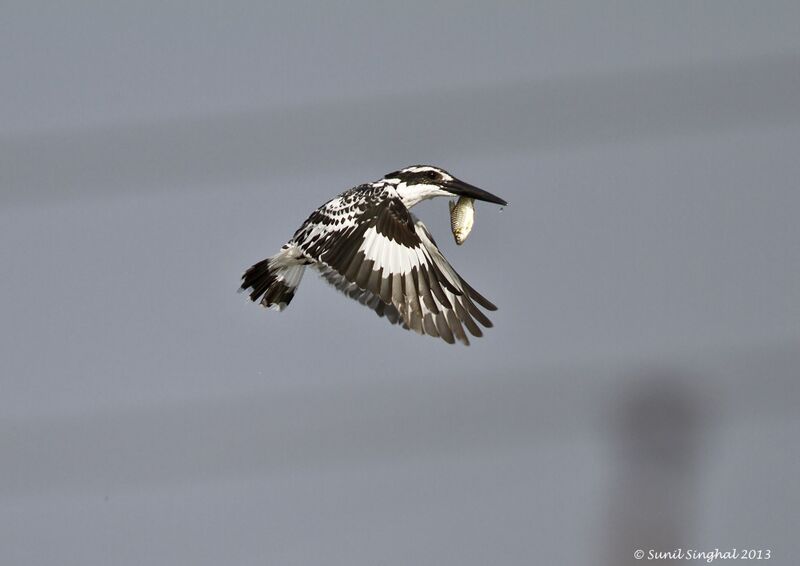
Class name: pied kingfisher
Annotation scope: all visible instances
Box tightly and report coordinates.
[240,165,508,345]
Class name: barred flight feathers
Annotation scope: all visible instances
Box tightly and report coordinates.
[297,194,494,345]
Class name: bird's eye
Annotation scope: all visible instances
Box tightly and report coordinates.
[426,171,437,180]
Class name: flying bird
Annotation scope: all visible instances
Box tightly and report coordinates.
[240,165,507,345]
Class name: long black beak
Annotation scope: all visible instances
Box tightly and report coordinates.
[446,178,508,206]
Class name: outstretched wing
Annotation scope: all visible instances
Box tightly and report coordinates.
[301,195,496,345]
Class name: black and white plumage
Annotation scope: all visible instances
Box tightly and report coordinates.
[240,165,508,345]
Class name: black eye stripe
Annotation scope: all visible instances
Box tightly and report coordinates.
[385,166,447,184]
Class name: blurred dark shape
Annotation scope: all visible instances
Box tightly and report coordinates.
[606,371,710,566]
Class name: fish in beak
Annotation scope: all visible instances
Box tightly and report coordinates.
[445,178,508,206]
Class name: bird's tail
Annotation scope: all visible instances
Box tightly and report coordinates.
[240,243,307,311]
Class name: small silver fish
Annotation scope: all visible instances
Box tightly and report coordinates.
[448,196,475,245]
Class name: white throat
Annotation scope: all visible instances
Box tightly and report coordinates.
[394,182,452,208]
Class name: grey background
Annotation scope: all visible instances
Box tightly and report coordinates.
[2,2,799,565]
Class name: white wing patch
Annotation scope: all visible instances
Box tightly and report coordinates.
[357,227,422,275]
